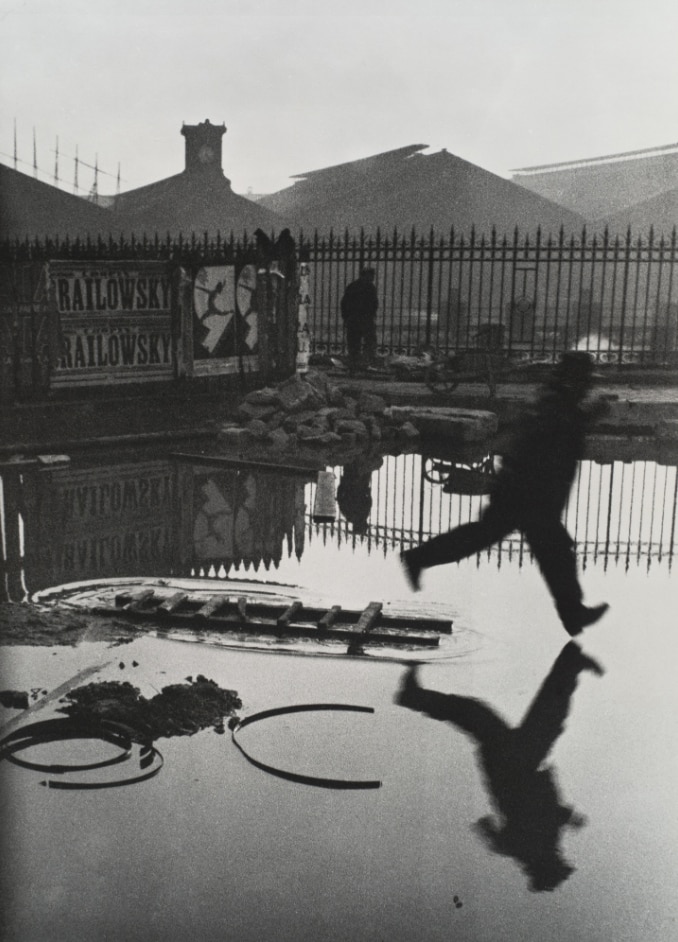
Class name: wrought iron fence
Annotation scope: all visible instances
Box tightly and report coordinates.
[300,227,678,365]
[3,227,678,403]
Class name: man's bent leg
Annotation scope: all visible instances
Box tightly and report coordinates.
[345,319,362,370]
[402,504,514,589]
[525,520,608,635]
[364,317,378,365]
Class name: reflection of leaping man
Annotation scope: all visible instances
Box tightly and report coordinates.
[396,642,604,892]
[401,352,609,636]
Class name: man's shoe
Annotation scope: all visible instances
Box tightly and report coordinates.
[400,550,422,592]
[561,641,605,676]
[395,665,420,707]
[562,603,609,637]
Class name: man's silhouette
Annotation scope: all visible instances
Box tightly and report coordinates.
[340,268,379,371]
[401,352,609,635]
[336,456,382,536]
[396,642,603,891]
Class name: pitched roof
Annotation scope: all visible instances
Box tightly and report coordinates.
[512,144,678,221]
[112,168,285,238]
[0,162,114,240]
[259,146,585,237]
[595,186,678,237]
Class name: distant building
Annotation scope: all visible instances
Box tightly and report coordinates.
[0,121,286,243]
[111,120,285,237]
[512,143,678,234]
[0,162,113,240]
[259,145,585,238]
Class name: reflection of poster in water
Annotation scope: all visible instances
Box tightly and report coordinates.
[18,461,177,592]
[193,265,258,363]
[191,469,305,573]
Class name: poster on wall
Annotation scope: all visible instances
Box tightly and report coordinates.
[48,259,175,387]
[192,264,259,376]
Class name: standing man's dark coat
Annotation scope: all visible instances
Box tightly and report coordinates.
[340,268,378,369]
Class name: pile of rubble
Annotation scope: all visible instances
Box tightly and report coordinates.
[218,370,421,459]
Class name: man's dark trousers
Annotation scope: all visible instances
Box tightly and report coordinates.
[411,495,583,624]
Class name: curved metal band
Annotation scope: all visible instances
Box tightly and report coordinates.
[232,703,381,790]
[0,717,164,789]
[0,718,134,772]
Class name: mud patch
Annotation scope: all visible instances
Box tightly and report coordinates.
[0,689,30,710]
[0,601,140,647]
[57,676,242,739]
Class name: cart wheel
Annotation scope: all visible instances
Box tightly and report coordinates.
[425,361,460,394]
[423,458,453,485]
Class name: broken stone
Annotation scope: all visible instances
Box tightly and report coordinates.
[397,421,420,441]
[277,376,325,413]
[297,430,343,445]
[365,417,383,441]
[302,370,330,399]
[265,412,285,431]
[243,387,281,406]
[384,405,414,425]
[656,419,678,440]
[327,385,345,406]
[282,410,323,431]
[237,401,279,422]
[357,393,388,415]
[307,414,331,433]
[217,426,250,447]
[245,419,270,439]
[268,428,291,450]
[412,408,498,442]
[335,419,369,439]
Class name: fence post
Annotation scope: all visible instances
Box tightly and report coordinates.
[296,259,311,377]
[425,227,435,347]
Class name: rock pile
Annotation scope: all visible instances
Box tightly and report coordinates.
[217,370,420,460]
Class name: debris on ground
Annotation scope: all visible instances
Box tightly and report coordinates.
[57,675,242,739]
[0,690,30,710]
[0,601,139,647]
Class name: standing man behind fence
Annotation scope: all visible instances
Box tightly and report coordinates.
[340,268,378,372]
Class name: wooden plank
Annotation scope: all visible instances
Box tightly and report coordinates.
[125,589,155,611]
[87,605,440,646]
[276,601,303,629]
[317,605,342,630]
[356,602,383,633]
[195,595,228,620]
[237,602,451,633]
[108,592,450,633]
[170,453,319,478]
[312,470,337,522]
[158,591,188,613]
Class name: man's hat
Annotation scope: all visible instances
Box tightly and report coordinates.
[554,351,602,382]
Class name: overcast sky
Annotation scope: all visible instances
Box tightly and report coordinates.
[2,0,677,198]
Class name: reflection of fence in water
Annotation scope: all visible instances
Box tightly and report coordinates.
[316,455,678,569]
[1,452,676,603]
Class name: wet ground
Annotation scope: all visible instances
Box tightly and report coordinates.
[1,436,677,940]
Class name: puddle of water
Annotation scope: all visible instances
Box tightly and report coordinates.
[1,449,678,941]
